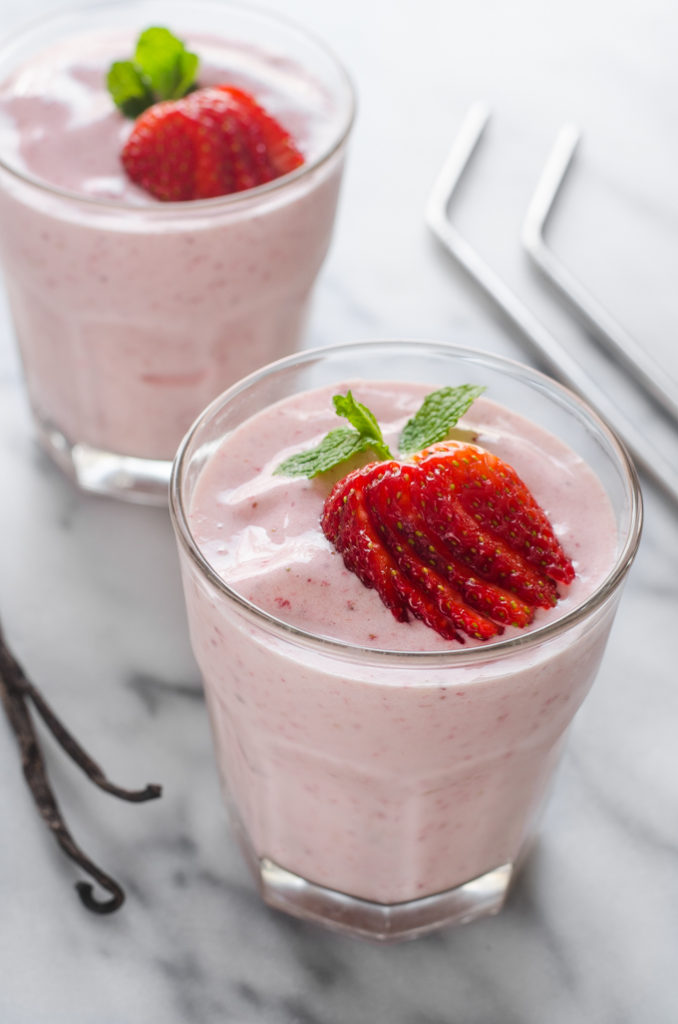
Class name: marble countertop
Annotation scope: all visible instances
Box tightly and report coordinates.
[1,0,676,1021]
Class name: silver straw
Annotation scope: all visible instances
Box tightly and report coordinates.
[522,124,678,424]
[425,102,678,507]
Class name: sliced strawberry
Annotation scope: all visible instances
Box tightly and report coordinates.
[322,464,465,642]
[121,85,304,202]
[321,440,575,643]
[365,467,501,640]
[120,101,196,201]
[418,481,559,609]
[389,565,466,643]
[369,467,535,630]
[323,463,410,623]
[215,86,307,179]
[415,443,575,589]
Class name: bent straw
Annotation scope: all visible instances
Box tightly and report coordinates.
[522,124,678,424]
[425,103,678,507]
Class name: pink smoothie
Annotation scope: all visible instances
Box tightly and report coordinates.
[0,24,351,461]
[179,380,619,905]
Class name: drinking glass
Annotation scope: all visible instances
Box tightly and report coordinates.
[170,340,642,940]
[0,0,354,502]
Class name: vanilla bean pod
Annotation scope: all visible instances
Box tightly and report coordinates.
[0,622,162,913]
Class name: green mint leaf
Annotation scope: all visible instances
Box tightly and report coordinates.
[274,429,379,478]
[134,27,199,101]
[333,391,392,460]
[107,26,199,118]
[106,60,155,118]
[399,384,486,454]
[274,385,486,479]
[275,391,394,478]
[173,49,199,98]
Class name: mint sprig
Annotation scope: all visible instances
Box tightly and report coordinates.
[275,384,483,478]
[107,27,199,119]
[274,429,382,478]
[331,392,392,461]
[399,384,485,454]
[275,391,394,478]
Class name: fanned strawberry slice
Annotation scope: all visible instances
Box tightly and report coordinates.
[215,86,306,180]
[321,440,575,643]
[120,102,198,201]
[418,479,560,609]
[324,462,410,623]
[415,444,575,586]
[370,467,536,630]
[121,84,304,201]
[366,467,502,640]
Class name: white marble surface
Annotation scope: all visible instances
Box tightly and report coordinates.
[1,0,677,1021]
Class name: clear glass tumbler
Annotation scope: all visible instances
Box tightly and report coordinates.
[170,340,642,941]
[0,1,354,503]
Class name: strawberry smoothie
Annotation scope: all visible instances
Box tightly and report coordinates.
[171,341,642,940]
[0,2,354,501]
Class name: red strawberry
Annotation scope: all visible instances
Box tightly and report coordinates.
[321,440,575,643]
[121,85,304,201]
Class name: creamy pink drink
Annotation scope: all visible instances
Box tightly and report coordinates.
[171,341,642,940]
[0,2,354,502]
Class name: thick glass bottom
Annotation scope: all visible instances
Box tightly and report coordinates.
[234,822,513,942]
[36,417,171,505]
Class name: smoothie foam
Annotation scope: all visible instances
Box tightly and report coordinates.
[179,379,620,906]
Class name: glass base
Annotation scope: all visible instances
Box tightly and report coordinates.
[36,417,171,506]
[234,824,512,942]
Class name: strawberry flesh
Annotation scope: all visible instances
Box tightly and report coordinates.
[323,462,410,624]
[321,440,575,643]
[121,85,304,201]
[369,467,535,631]
[366,466,499,641]
[414,444,574,586]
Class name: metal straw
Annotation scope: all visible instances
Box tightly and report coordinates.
[522,124,678,424]
[425,102,678,507]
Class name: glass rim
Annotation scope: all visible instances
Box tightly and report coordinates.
[0,0,356,214]
[169,339,644,667]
